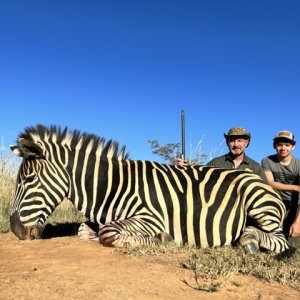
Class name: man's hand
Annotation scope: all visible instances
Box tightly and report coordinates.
[289,221,300,237]
[289,204,300,237]
[175,158,189,167]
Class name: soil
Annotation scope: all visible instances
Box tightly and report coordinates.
[0,231,299,300]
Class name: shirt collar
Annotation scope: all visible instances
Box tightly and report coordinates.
[225,153,250,165]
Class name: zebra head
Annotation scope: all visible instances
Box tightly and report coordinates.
[10,127,70,240]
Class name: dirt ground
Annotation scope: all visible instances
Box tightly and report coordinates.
[0,231,299,300]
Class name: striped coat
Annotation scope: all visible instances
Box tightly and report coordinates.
[10,125,289,253]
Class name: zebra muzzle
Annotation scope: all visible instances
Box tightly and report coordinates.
[10,211,43,240]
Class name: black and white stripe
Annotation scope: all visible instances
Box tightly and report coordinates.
[10,125,289,253]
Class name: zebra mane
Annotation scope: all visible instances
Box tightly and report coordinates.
[18,124,130,160]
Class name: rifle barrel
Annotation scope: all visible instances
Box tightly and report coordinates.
[181,110,185,159]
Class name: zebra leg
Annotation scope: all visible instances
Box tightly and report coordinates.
[239,226,289,254]
[155,232,174,243]
[78,221,99,241]
[98,219,173,248]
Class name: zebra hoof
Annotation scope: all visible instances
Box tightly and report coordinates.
[78,222,98,241]
[244,242,259,254]
[156,232,173,243]
[239,229,259,254]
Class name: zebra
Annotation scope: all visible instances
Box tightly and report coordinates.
[9,124,290,254]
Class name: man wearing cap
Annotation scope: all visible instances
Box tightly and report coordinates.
[205,128,267,181]
[176,127,267,182]
[262,130,300,240]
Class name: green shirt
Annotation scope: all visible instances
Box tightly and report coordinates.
[207,153,268,182]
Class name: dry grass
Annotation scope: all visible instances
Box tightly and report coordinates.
[0,172,16,232]
[116,242,300,292]
[46,199,86,225]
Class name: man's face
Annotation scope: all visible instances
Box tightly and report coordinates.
[274,142,295,158]
[227,137,249,156]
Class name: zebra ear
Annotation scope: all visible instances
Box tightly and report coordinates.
[10,144,22,157]
[12,138,44,159]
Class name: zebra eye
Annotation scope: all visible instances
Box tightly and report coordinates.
[24,174,36,183]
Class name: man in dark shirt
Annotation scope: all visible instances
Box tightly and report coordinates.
[207,127,267,181]
[176,127,267,182]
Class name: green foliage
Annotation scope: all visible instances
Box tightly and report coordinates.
[148,138,215,165]
[148,140,181,164]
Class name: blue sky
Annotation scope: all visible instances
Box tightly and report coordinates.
[0,0,299,164]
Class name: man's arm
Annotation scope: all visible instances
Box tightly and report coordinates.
[264,170,300,193]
